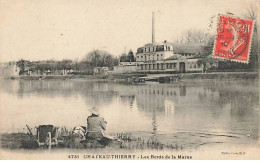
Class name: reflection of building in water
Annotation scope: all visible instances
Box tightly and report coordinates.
[180,86,186,96]
[135,82,259,141]
[135,85,180,116]
[152,107,157,135]
[112,84,137,108]
[135,84,184,135]
[120,95,135,108]
[165,100,175,116]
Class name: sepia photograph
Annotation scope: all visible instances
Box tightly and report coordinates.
[0,0,259,160]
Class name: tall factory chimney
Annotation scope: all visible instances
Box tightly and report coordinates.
[152,12,155,44]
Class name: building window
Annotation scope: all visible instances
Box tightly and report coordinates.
[190,63,192,68]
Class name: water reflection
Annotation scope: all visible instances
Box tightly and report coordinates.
[0,79,259,145]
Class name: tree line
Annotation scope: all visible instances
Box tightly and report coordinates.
[16,50,120,75]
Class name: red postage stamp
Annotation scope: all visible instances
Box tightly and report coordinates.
[213,15,254,63]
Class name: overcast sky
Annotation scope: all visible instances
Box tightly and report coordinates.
[0,0,258,62]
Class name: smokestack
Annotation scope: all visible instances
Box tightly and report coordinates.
[152,12,155,44]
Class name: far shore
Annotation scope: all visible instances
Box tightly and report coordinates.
[1,71,259,82]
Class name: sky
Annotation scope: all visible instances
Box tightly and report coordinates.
[0,0,258,62]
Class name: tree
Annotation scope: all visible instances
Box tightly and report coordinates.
[119,49,136,62]
[16,59,26,74]
[128,49,135,62]
[177,28,214,44]
[119,53,128,62]
[83,49,118,70]
[61,59,73,70]
[243,3,258,70]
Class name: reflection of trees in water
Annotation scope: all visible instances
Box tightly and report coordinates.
[198,81,259,139]
[197,81,259,115]
[229,91,259,139]
[77,82,117,106]
[1,80,117,107]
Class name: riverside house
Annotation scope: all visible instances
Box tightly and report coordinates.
[0,62,20,77]
[93,67,109,75]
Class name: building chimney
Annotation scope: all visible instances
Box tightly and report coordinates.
[152,12,155,44]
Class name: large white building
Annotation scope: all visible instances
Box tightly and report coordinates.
[135,41,206,73]
[113,12,217,74]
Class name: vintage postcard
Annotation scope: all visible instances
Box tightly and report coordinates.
[0,0,259,160]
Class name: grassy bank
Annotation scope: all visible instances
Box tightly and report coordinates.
[0,133,183,151]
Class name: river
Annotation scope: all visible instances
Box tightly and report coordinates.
[0,79,259,149]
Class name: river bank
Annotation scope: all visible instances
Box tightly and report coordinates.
[0,132,183,151]
[4,71,259,81]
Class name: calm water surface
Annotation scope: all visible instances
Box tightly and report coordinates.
[0,79,259,149]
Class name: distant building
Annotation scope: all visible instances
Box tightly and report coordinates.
[93,67,109,75]
[0,62,20,77]
[113,62,137,74]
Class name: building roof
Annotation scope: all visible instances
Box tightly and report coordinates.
[164,53,203,61]
[138,41,209,56]
[171,43,206,54]
[164,54,181,60]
